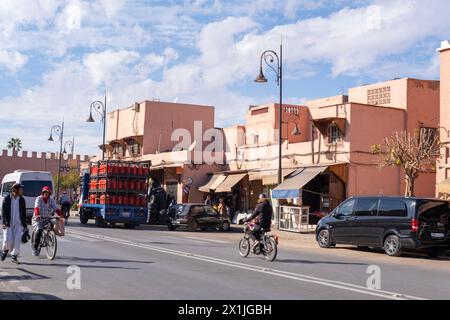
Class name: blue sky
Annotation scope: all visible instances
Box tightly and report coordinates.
[0,0,449,156]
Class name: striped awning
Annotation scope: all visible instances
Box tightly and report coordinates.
[215,173,247,193]
[198,174,227,192]
[271,166,328,199]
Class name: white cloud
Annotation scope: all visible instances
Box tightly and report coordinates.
[0,50,28,71]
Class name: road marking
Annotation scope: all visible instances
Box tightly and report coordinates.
[185,236,230,244]
[0,272,10,276]
[17,286,32,292]
[66,233,99,242]
[69,229,427,300]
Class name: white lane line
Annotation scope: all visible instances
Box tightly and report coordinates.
[0,271,10,276]
[69,229,427,300]
[185,236,230,244]
[66,233,99,242]
[17,286,33,292]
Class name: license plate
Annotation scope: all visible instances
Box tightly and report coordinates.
[431,233,445,239]
[122,211,131,218]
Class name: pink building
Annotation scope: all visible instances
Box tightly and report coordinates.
[437,40,450,198]
[199,78,439,215]
[103,100,225,203]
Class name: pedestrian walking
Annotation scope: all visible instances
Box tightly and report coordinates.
[1,183,28,264]
[204,194,212,206]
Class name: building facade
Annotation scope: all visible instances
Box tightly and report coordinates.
[198,78,440,216]
[437,40,450,198]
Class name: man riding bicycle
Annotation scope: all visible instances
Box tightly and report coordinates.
[32,187,62,256]
[59,192,72,223]
[243,193,273,250]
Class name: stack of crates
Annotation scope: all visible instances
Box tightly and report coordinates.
[88,160,150,206]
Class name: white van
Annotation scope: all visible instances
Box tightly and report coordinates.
[0,170,54,222]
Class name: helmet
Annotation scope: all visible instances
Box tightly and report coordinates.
[21,229,30,244]
[42,186,52,195]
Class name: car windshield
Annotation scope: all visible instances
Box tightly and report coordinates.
[21,180,52,197]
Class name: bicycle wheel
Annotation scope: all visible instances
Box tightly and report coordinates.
[238,238,250,258]
[45,231,57,260]
[263,237,278,262]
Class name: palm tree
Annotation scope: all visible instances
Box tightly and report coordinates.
[7,138,22,152]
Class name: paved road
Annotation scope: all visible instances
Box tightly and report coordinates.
[1,219,450,300]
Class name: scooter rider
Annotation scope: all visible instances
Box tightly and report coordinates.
[32,186,62,256]
[243,193,273,249]
[1,183,28,264]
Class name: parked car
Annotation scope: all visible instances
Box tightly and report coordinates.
[167,203,231,232]
[0,170,54,223]
[316,196,450,257]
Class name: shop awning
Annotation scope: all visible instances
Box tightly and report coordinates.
[437,179,450,194]
[215,173,247,193]
[198,174,227,192]
[271,166,328,199]
[249,169,297,185]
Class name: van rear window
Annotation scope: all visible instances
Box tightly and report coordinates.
[21,181,52,197]
[378,199,408,217]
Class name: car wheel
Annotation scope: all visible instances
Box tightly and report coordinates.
[219,221,231,232]
[79,210,89,225]
[384,235,402,257]
[187,221,198,231]
[317,229,332,248]
[426,248,446,259]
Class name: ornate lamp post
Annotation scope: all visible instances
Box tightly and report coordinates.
[87,97,107,160]
[48,121,64,198]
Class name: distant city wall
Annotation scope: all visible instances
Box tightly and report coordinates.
[0,149,90,182]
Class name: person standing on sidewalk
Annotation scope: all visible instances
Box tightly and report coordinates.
[1,183,28,264]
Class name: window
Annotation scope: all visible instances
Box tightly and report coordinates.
[1,182,15,196]
[21,180,53,198]
[205,206,218,216]
[354,198,379,216]
[378,199,408,217]
[327,123,341,144]
[129,142,141,155]
[337,199,356,217]
[190,206,205,216]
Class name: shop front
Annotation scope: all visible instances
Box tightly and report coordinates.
[271,164,347,232]
[198,172,249,212]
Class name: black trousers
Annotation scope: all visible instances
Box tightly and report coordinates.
[250,224,263,241]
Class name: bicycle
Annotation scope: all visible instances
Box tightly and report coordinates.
[31,216,59,260]
[238,221,278,262]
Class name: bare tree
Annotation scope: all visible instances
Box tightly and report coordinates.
[372,130,441,197]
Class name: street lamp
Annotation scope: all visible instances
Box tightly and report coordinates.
[255,44,284,185]
[87,96,107,160]
[48,121,64,199]
[63,138,74,154]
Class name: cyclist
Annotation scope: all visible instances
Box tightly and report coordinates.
[243,193,273,250]
[32,187,62,257]
[59,192,72,223]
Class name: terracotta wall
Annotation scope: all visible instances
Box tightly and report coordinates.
[0,149,90,182]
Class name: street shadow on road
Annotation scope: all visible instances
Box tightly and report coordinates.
[275,259,368,266]
[58,256,154,264]
[20,261,146,270]
[334,246,450,261]
[0,268,49,281]
[0,292,62,300]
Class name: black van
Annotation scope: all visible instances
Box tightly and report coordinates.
[316,196,450,257]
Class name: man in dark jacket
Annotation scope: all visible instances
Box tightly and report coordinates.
[244,193,273,245]
[1,183,28,264]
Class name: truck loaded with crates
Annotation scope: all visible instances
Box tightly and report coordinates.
[78,160,150,228]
